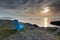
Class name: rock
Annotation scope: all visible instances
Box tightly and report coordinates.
[28,24,40,30]
[56,28,60,34]
[46,27,58,31]
[50,21,60,26]
[0,20,57,40]
[3,28,56,40]
[32,24,40,28]
[25,23,33,26]
[0,20,15,28]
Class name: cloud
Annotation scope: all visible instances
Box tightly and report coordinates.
[0,0,44,9]
[50,0,60,12]
[0,0,60,15]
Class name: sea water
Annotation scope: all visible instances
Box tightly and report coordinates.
[18,17,60,28]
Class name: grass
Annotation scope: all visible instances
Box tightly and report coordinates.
[0,27,17,40]
[0,26,28,40]
[0,26,60,40]
[55,33,60,40]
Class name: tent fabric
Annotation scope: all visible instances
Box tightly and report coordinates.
[13,20,24,31]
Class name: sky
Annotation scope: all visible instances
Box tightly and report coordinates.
[0,0,60,19]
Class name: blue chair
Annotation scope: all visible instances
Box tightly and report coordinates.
[13,20,24,31]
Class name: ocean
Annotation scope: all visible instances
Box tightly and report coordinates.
[18,17,60,28]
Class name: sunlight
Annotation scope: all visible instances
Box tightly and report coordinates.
[41,7,50,13]
[44,18,48,27]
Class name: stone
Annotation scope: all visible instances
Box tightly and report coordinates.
[4,28,56,40]
[56,28,60,34]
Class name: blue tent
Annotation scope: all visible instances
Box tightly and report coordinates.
[13,20,24,31]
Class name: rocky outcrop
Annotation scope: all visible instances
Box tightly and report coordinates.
[0,20,15,28]
[0,20,57,40]
[56,28,60,34]
[3,27,57,40]
[46,27,58,31]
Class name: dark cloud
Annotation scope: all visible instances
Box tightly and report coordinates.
[0,0,44,9]
[49,0,60,13]
[0,0,60,13]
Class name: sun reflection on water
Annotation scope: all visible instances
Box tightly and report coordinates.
[44,18,48,27]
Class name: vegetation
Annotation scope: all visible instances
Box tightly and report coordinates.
[0,26,28,40]
[0,27,17,40]
[0,26,60,40]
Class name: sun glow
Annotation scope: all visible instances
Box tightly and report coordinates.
[44,18,48,27]
[41,7,50,13]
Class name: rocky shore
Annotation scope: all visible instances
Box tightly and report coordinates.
[4,28,56,40]
[0,20,60,40]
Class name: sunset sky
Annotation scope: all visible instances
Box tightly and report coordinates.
[0,0,60,27]
[0,0,60,26]
[0,0,60,17]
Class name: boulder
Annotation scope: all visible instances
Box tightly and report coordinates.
[32,24,39,28]
[56,28,60,34]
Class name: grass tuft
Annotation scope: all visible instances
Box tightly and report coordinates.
[0,27,17,40]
